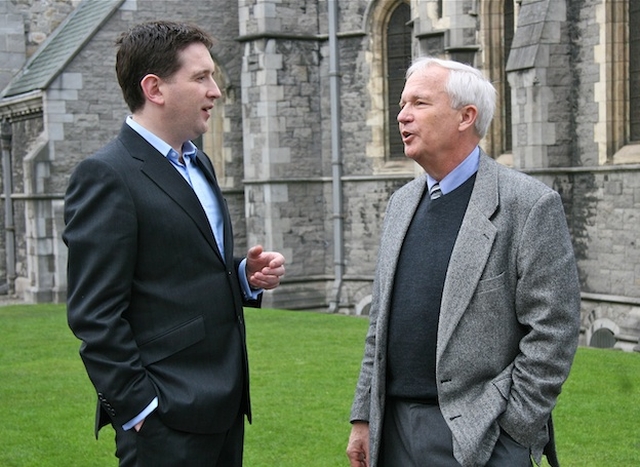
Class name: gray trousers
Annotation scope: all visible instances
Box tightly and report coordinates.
[380,398,531,467]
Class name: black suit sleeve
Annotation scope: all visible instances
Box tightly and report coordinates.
[63,157,157,429]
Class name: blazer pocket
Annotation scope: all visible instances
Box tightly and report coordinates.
[491,365,514,401]
[475,271,506,295]
[138,315,205,366]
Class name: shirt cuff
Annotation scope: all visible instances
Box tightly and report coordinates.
[122,397,158,431]
[239,258,262,300]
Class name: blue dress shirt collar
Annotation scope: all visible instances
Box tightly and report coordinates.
[426,146,480,196]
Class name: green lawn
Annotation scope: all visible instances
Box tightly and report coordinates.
[0,304,638,466]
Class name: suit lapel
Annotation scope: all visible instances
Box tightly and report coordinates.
[118,126,220,255]
[437,153,499,357]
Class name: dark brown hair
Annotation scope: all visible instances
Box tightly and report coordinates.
[115,21,214,112]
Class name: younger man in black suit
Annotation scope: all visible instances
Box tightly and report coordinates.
[64,21,285,467]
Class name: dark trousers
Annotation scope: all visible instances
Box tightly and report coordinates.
[380,398,531,467]
[114,410,245,467]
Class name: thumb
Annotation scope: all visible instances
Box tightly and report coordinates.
[247,245,263,260]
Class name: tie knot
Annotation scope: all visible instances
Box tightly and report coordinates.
[430,182,442,200]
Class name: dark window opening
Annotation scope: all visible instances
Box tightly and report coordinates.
[589,328,616,349]
[630,1,640,142]
[386,2,412,161]
[503,0,514,152]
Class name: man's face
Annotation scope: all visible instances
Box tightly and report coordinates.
[158,42,221,147]
[397,65,462,172]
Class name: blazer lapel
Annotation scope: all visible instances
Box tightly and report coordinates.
[437,153,499,357]
[377,177,426,311]
[118,126,220,254]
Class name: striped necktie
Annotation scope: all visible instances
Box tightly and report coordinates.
[430,182,442,200]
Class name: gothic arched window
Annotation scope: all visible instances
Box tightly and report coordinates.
[630,1,640,142]
[386,2,412,161]
[503,0,515,152]
[611,0,639,163]
[200,61,229,186]
[481,0,519,160]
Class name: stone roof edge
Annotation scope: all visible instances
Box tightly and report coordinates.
[0,0,126,99]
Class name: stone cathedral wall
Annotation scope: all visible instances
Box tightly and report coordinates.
[0,0,638,348]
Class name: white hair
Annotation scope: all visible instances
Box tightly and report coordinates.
[406,57,497,138]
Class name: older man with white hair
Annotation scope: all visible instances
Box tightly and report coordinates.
[346,57,581,467]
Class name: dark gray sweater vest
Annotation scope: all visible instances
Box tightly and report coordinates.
[386,174,476,402]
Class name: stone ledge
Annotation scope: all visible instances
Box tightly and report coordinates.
[613,143,640,165]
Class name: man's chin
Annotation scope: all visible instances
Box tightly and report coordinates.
[403,150,419,161]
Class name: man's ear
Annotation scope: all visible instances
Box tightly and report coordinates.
[458,105,478,132]
[139,74,164,106]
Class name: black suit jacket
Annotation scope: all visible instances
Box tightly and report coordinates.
[63,123,260,436]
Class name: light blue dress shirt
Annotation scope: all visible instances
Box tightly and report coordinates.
[167,144,226,258]
[426,146,480,195]
[122,117,258,430]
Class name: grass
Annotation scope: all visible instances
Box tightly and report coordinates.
[0,304,639,466]
[0,305,115,466]
[551,347,640,464]
[243,307,365,466]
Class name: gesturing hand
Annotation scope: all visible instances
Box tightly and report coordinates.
[245,245,285,290]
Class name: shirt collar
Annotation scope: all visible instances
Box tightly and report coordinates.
[426,146,480,195]
[126,115,197,161]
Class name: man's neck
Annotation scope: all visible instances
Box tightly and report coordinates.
[130,113,184,156]
[420,138,480,181]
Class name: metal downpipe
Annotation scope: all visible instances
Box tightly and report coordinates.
[327,0,344,313]
[1,119,15,295]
